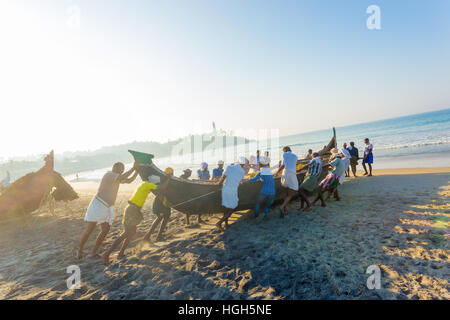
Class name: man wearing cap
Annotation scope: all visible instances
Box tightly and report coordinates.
[197,162,210,180]
[212,160,225,180]
[275,146,299,218]
[180,169,192,180]
[103,173,161,264]
[216,157,250,231]
[143,168,173,242]
[249,156,275,218]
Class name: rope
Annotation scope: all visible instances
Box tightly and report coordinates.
[171,190,220,209]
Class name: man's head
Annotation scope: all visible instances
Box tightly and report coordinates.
[164,167,174,177]
[256,150,260,157]
[343,142,347,148]
[239,157,250,173]
[350,141,355,147]
[308,149,313,154]
[283,146,292,153]
[217,160,224,170]
[200,162,208,171]
[312,152,320,158]
[330,148,341,159]
[182,169,192,178]
[112,162,125,174]
[364,138,370,144]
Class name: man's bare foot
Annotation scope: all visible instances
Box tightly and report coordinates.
[216,222,225,232]
[103,253,110,265]
[155,235,165,242]
[321,203,327,207]
[368,174,373,177]
[304,206,312,211]
[279,208,285,218]
[224,224,230,230]
[77,249,83,259]
[117,253,126,260]
[363,172,368,176]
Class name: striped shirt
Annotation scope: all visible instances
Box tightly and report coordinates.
[249,168,276,196]
[306,157,322,176]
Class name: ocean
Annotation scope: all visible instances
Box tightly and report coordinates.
[67,109,450,182]
[280,108,450,169]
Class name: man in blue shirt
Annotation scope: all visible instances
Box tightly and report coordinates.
[197,162,210,180]
[212,160,224,180]
[249,157,275,218]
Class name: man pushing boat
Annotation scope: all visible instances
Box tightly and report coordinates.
[275,146,299,218]
[215,157,250,231]
[78,162,139,259]
[103,173,162,264]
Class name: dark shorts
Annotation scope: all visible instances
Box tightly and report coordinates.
[122,203,143,227]
[153,199,171,218]
[350,156,358,167]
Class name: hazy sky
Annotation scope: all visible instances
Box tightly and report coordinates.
[0,0,449,159]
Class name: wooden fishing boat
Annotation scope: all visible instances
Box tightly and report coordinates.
[0,151,78,218]
[130,128,336,215]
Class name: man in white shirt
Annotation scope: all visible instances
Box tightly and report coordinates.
[275,146,299,218]
[340,143,351,177]
[216,157,250,231]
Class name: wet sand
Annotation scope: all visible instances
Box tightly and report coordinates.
[0,168,448,300]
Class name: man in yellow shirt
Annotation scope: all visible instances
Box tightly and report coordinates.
[103,174,161,264]
[143,167,173,242]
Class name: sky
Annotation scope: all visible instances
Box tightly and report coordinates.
[0,0,449,159]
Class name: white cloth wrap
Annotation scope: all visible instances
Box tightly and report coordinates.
[84,196,115,225]
[221,185,239,209]
[281,169,299,191]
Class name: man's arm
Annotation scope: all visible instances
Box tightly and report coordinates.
[216,174,226,186]
[118,162,139,183]
[249,172,261,184]
[275,164,285,176]
[121,170,139,184]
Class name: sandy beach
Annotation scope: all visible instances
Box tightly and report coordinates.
[0,167,448,300]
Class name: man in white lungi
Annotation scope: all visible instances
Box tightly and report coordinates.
[340,143,351,177]
[276,146,299,218]
[78,162,139,259]
[215,157,250,231]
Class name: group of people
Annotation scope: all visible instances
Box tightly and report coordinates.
[77,139,374,263]
[77,162,174,264]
